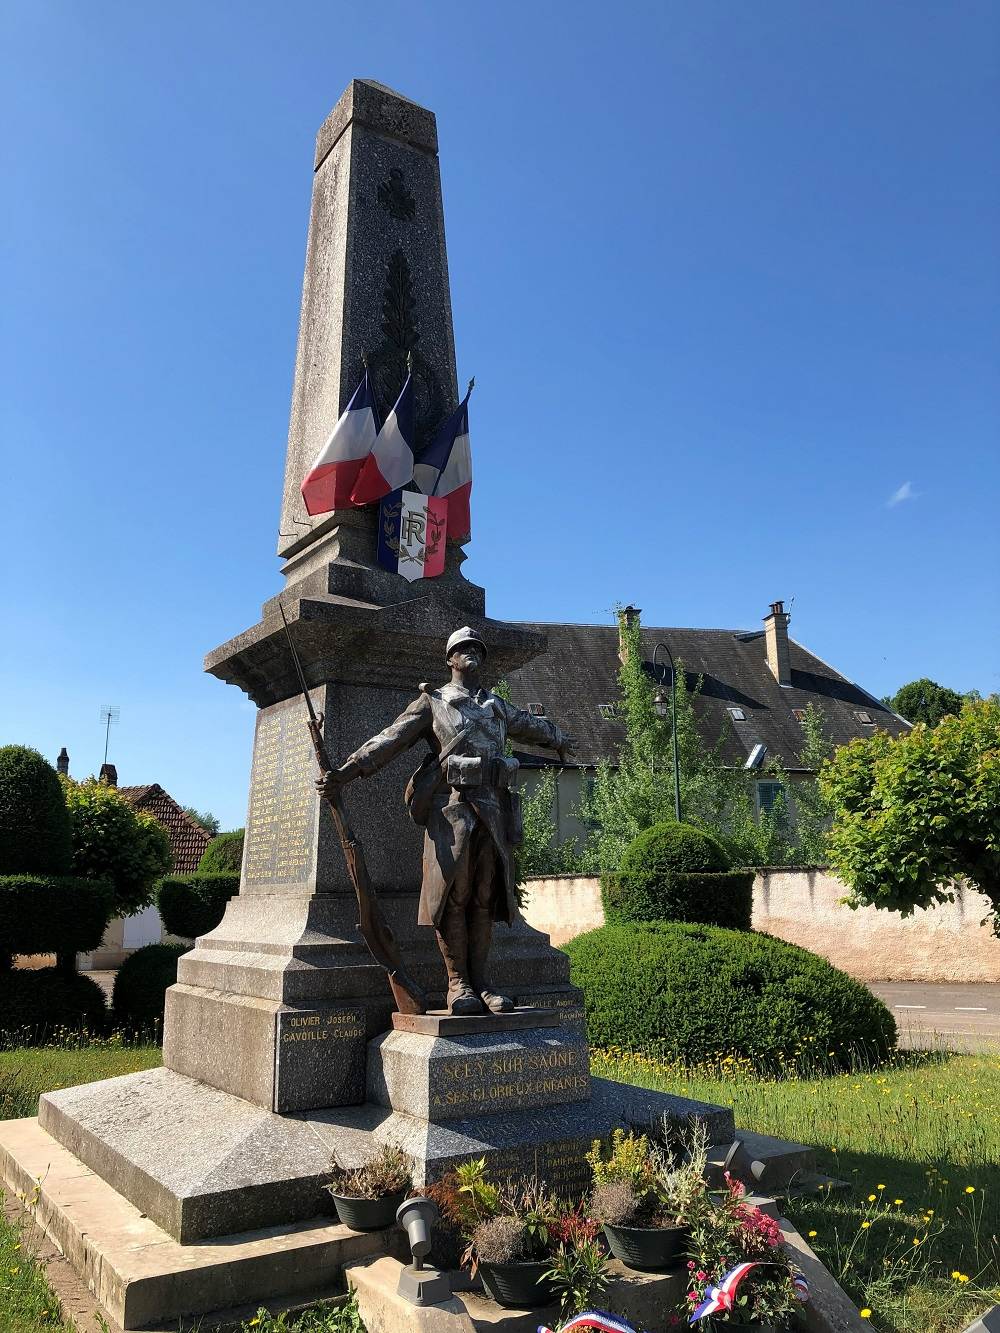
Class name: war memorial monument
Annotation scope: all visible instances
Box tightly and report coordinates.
[0,82,734,1327]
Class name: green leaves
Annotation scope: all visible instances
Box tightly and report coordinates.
[820,698,1000,927]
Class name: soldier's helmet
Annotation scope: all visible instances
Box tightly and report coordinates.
[445,627,488,662]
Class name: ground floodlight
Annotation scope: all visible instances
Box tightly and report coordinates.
[395,1196,452,1306]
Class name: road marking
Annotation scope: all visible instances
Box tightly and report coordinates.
[954,1007,988,1012]
[895,1005,927,1010]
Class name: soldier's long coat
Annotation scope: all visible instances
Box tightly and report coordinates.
[345,683,565,928]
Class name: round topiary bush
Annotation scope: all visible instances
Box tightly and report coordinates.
[156,873,239,939]
[0,876,113,958]
[0,745,73,876]
[112,942,189,1030]
[602,821,753,929]
[0,969,107,1041]
[564,922,896,1071]
[198,830,244,875]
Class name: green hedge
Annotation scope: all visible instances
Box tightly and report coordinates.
[602,821,750,929]
[0,746,73,876]
[602,869,754,930]
[198,830,244,874]
[156,873,239,938]
[0,969,107,1039]
[112,943,189,1029]
[0,875,114,957]
[564,922,896,1071]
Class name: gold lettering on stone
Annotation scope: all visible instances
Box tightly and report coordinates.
[244,697,318,884]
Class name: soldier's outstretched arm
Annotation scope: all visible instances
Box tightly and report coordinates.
[341,694,433,779]
[500,699,575,762]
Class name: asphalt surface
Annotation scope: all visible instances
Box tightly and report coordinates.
[867,982,1000,1053]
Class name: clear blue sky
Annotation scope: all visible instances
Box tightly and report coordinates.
[3,1,998,830]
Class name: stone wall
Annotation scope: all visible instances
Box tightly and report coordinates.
[520,870,1000,983]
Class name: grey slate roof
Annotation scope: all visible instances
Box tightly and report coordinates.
[505,623,909,771]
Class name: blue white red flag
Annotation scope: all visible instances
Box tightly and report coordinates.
[537,1312,640,1333]
[412,380,473,544]
[376,488,447,582]
[300,371,378,515]
[351,371,415,505]
[690,1261,759,1322]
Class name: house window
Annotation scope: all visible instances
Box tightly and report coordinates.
[757,781,784,816]
[598,704,618,720]
[527,702,546,716]
[855,710,875,724]
[792,708,807,722]
[728,707,746,721]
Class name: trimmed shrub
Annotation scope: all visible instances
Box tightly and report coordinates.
[0,969,107,1039]
[0,875,113,957]
[564,922,896,1071]
[602,869,754,931]
[0,746,73,876]
[603,821,753,928]
[198,830,245,875]
[156,873,239,939]
[63,779,172,917]
[112,942,189,1029]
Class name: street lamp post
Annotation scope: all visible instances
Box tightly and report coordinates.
[652,642,682,822]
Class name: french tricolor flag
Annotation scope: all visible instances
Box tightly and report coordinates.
[412,380,473,544]
[300,371,378,516]
[690,1262,759,1323]
[350,371,415,506]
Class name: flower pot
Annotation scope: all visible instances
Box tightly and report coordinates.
[478,1259,557,1309]
[328,1191,405,1231]
[602,1221,690,1272]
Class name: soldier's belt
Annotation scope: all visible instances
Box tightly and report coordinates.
[445,754,519,789]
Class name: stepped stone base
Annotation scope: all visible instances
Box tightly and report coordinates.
[0,1115,404,1330]
[37,1065,734,1243]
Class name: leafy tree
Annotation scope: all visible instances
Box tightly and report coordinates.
[183,807,221,837]
[61,777,172,918]
[515,768,584,880]
[820,698,1000,930]
[883,678,965,728]
[0,745,73,876]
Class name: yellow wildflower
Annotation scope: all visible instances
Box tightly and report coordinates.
[868,1193,877,1201]
[861,1221,871,1229]
[860,1311,872,1320]
[808,1230,817,1238]
[965,1186,975,1194]
[893,1199,903,1205]
[877,1184,885,1190]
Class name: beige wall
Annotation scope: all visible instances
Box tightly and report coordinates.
[521,870,1000,983]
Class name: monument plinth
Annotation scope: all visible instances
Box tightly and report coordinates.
[2,81,736,1328]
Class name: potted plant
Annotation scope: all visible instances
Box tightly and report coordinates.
[684,1173,808,1329]
[468,1176,562,1308]
[324,1143,413,1231]
[587,1121,709,1272]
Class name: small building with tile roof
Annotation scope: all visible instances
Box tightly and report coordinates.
[115,784,212,875]
[505,601,910,843]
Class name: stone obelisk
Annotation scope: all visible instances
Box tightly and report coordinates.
[26,84,733,1273]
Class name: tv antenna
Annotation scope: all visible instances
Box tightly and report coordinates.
[99,705,120,766]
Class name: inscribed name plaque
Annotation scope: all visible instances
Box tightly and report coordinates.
[274,1004,367,1112]
[243,691,320,891]
[367,1027,592,1123]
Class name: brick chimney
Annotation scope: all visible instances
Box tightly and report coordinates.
[763,600,791,685]
[56,747,69,776]
[99,762,118,786]
[618,604,641,663]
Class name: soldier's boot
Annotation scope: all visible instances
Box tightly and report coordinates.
[436,908,484,1016]
[468,905,515,1014]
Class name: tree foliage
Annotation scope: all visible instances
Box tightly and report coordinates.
[820,698,1000,928]
[61,777,173,918]
[198,829,245,873]
[184,807,221,837]
[0,745,73,876]
[884,678,966,728]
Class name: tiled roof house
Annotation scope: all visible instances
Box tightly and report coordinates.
[504,601,910,839]
[116,784,212,874]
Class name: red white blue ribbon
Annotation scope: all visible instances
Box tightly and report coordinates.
[538,1312,641,1333]
[689,1262,810,1323]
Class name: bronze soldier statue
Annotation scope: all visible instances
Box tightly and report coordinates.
[317,627,572,1016]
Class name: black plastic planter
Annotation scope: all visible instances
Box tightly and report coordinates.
[602,1221,690,1271]
[478,1259,557,1308]
[328,1191,406,1231]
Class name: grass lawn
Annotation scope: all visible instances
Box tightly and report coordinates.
[594,1047,1000,1333]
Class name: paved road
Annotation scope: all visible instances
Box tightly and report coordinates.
[867,983,1000,1053]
